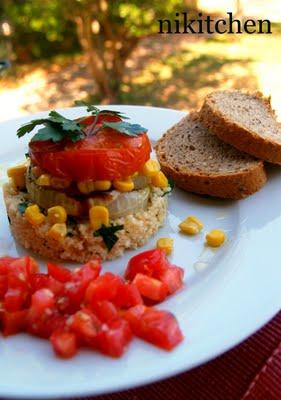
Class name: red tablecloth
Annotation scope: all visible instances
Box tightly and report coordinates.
[76,311,281,400]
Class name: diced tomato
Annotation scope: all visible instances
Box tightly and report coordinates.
[2,310,28,336]
[58,280,85,313]
[90,301,118,323]
[4,287,27,312]
[85,272,123,306]
[68,308,102,346]
[30,288,55,313]
[30,274,64,296]
[0,274,8,299]
[47,263,72,283]
[72,258,101,287]
[113,282,143,309]
[0,256,17,274]
[132,273,168,302]
[124,306,183,350]
[125,249,170,281]
[97,318,132,358]
[159,266,184,295]
[50,330,78,359]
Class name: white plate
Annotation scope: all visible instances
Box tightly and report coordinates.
[0,106,280,399]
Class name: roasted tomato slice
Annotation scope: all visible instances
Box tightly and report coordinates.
[125,249,170,281]
[29,125,151,181]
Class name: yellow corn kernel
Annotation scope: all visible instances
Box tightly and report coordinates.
[140,159,160,178]
[179,221,199,236]
[24,204,46,226]
[36,174,51,186]
[77,180,95,194]
[151,171,169,189]
[7,164,27,189]
[156,237,174,255]
[89,206,109,231]
[47,206,67,224]
[184,216,204,231]
[47,223,67,241]
[113,178,134,192]
[206,229,226,247]
[31,165,43,178]
[94,180,111,191]
[51,176,71,190]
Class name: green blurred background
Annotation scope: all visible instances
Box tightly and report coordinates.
[0,0,280,120]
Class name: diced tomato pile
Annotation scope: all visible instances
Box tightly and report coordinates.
[0,250,184,359]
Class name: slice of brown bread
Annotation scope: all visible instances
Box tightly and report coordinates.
[155,112,266,199]
[200,90,281,164]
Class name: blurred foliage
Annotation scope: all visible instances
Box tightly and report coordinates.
[0,0,191,100]
[1,0,80,62]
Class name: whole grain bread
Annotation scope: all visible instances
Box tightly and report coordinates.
[200,90,281,164]
[155,112,266,199]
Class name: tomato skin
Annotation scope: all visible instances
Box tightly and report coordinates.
[2,310,28,336]
[29,129,151,181]
[97,318,132,358]
[159,266,184,295]
[4,287,28,312]
[90,301,118,323]
[50,330,78,359]
[72,258,101,286]
[69,308,102,347]
[124,306,183,350]
[85,273,123,307]
[47,263,72,283]
[125,249,170,281]
[113,282,143,309]
[132,274,168,303]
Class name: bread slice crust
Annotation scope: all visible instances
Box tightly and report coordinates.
[155,113,266,199]
[200,90,281,164]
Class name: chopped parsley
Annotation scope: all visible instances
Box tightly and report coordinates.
[94,223,124,251]
[162,178,175,197]
[17,201,29,215]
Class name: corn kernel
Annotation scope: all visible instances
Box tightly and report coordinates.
[151,171,169,189]
[94,180,111,191]
[31,165,43,178]
[7,164,27,189]
[77,180,95,194]
[156,237,174,255]
[185,216,204,231]
[36,174,51,186]
[47,206,67,224]
[179,221,199,235]
[47,223,67,241]
[51,176,71,189]
[89,206,109,231]
[113,178,134,192]
[140,159,160,178]
[206,229,226,247]
[24,204,45,226]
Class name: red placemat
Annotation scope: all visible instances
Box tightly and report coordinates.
[75,311,281,400]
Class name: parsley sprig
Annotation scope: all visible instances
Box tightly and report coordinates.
[17,111,84,143]
[17,102,147,144]
[94,223,124,251]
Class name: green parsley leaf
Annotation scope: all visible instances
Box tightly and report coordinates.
[94,223,124,251]
[103,121,147,137]
[162,178,175,197]
[17,201,29,215]
[74,100,128,120]
[17,111,84,143]
[17,118,48,138]
[31,122,65,143]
